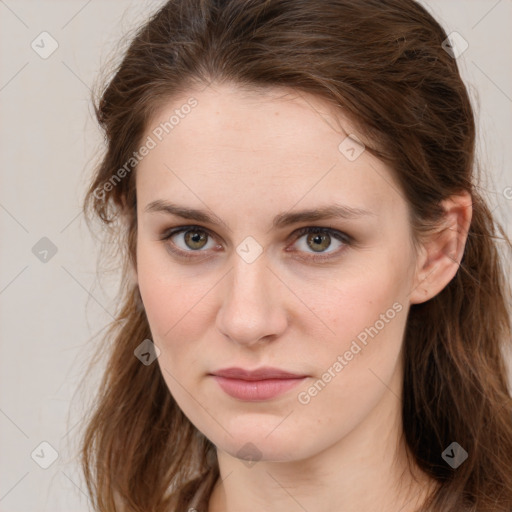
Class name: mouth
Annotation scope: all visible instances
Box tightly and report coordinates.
[209,367,309,401]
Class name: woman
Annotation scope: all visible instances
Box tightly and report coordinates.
[79,0,512,511]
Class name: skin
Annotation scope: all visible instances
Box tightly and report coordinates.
[134,82,472,512]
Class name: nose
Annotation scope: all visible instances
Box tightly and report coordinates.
[215,254,288,348]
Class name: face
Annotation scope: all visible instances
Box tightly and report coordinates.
[135,82,419,462]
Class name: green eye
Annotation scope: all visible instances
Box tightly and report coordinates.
[160,225,352,262]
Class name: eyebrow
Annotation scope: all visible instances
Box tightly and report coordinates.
[144,199,376,232]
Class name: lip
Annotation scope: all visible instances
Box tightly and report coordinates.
[210,367,308,401]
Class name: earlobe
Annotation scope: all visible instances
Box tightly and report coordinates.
[409,191,473,305]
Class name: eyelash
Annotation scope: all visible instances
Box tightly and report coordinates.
[159,225,353,263]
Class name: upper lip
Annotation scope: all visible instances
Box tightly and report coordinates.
[211,367,307,381]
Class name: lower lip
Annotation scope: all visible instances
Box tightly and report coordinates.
[212,376,307,401]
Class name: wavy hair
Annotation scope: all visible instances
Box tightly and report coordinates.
[78,0,512,510]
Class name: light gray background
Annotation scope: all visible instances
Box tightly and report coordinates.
[0,1,511,511]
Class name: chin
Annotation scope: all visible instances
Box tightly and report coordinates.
[205,419,312,464]
[223,438,304,464]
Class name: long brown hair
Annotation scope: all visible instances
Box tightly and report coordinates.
[78,1,512,510]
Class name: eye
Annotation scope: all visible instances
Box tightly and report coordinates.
[160,225,220,260]
[288,226,351,262]
[159,225,352,262]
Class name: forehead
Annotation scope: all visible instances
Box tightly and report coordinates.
[145,82,354,158]
[135,83,403,222]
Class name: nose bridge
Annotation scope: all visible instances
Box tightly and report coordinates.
[216,250,286,345]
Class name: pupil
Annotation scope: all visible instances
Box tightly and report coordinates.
[309,233,329,252]
[186,230,206,250]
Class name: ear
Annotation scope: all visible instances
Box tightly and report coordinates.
[409,191,473,305]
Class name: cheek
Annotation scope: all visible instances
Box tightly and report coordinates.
[136,248,176,338]
[291,250,411,404]
[292,272,408,432]
[136,242,217,361]
[301,253,409,342]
